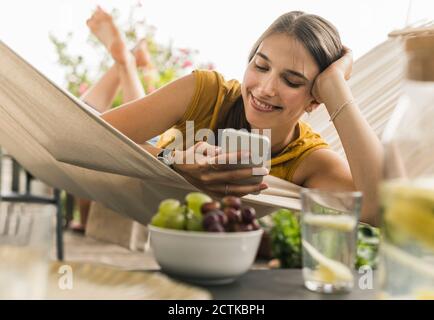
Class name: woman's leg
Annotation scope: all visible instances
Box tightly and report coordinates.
[86,6,146,104]
[79,40,153,112]
[80,65,120,113]
[72,7,153,233]
[117,37,154,101]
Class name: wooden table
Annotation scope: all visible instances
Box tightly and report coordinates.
[198,269,377,300]
[47,261,378,300]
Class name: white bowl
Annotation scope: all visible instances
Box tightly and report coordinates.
[148,225,264,285]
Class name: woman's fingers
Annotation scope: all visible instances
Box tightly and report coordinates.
[194,141,222,157]
[176,142,270,195]
[336,46,353,80]
[188,142,262,171]
[206,182,268,197]
[190,141,223,167]
[310,45,354,102]
[207,151,252,170]
[198,167,268,185]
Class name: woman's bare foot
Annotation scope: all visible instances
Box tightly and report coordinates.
[86,6,132,65]
[132,38,153,70]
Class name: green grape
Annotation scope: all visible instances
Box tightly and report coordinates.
[165,206,186,230]
[186,209,204,231]
[150,213,167,228]
[185,192,212,216]
[158,199,181,216]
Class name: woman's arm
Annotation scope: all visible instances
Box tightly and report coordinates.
[309,48,383,226]
[294,148,354,191]
[101,72,269,197]
[101,73,196,144]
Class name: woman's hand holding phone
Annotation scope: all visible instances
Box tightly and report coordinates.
[172,141,269,197]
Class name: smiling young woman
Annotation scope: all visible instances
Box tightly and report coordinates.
[99,11,382,225]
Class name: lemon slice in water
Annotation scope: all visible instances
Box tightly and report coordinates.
[313,264,338,283]
[382,180,434,249]
[303,214,357,232]
[302,240,354,284]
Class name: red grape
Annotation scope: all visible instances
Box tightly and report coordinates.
[215,211,228,226]
[241,207,256,224]
[202,212,220,229]
[224,207,242,224]
[251,219,261,230]
[201,201,221,215]
[240,224,254,232]
[227,223,242,232]
[207,223,225,232]
[222,196,241,210]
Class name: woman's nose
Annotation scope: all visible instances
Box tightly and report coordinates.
[258,74,277,97]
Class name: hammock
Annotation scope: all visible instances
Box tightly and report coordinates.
[0,40,299,222]
[0,25,430,223]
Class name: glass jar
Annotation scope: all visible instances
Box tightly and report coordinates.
[379,35,434,299]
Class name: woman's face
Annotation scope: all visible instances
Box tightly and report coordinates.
[241,33,320,130]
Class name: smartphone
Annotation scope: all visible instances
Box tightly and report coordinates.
[220,128,270,185]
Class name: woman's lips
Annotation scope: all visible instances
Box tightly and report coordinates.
[250,93,281,113]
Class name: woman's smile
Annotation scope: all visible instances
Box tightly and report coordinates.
[249,93,283,113]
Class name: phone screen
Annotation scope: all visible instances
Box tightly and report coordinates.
[220,129,270,167]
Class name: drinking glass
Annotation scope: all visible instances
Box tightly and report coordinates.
[301,189,362,293]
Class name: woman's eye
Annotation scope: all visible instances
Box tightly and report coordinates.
[255,64,268,71]
[284,79,302,88]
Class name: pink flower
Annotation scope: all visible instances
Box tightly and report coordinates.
[207,63,215,70]
[182,60,193,69]
[78,83,89,95]
[179,48,190,55]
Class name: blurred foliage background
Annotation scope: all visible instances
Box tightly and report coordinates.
[49,2,214,106]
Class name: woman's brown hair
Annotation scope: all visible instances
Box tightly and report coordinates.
[218,11,344,134]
